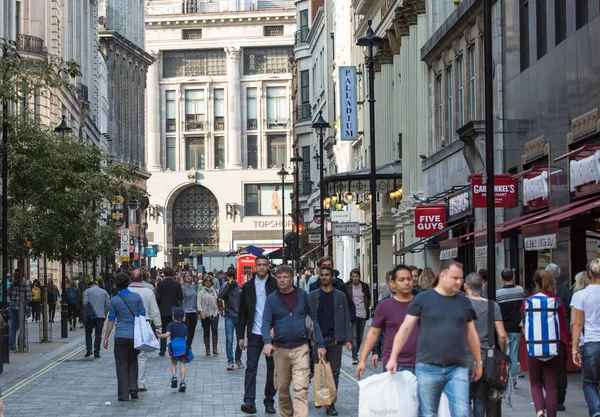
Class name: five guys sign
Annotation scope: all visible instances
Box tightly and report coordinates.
[471,174,518,208]
[415,205,446,237]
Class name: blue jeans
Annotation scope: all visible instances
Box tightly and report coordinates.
[581,342,600,417]
[225,317,242,364]
[416,362,470,417]
[507,333,521,383]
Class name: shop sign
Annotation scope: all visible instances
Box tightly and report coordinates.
[415,205,446,238]
[523,171,549,207]
[308,234,321,244]
[332,222,360,237]
[449,192,471,217]
[475,245,499,259]
[570,108,599,141]
[331,211,351,222]
[253,220,293,228]
[570,150,600,191]
[339,66,358,141]
[471,174,518,208]
[524,233,557,251]
[440,247,458,260]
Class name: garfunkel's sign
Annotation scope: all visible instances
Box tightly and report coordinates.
[471,174,518,208]
[415,205,446,238]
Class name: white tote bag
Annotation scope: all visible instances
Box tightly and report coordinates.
[134,316,160,352]
[359,371,419,417]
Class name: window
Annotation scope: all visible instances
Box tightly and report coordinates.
[166,137,176,170]
[247,135,258,168]
[555,0,566,45]
[536,0,547,58]
[301,146,311,195]
[182,29,202,40]
[163,50,226,78]
[214,136,225,169]
[447,66,454,142]
[268,135,287,167]
[245,184,259,216]
[214,88,225,131]
[243,47,293,75]
[457,58,464,127]
[296,9,309,44]
[186,137,205,170]
[247,88,257,130]
[576,0,588,30]
[436,75,443,144]
[166,90,176,132]
[520,0,530,70]
[264,25,284,36]
[299,70,310,120]
[185,89,205,130]
[469,47,477,121]
[267,87,288,129]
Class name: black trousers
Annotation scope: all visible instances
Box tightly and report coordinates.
[558,344,568,404]
[67,304,78,328]
[201,316,219,337]
[48,302,56,322]
[244,334,276,406]
[114,337,139,400]
[351,317,367,359]
[85,318,105,355]
[160,315,173,354]
[185,312,198,347]
[314,342,343,390]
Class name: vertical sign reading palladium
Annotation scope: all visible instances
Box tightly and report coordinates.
[340,66,358,141]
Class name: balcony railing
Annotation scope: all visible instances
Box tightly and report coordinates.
[266,119,289,130]
[294,27,309,45]
[166,119,176,132]
[296,103,311,122]
[186,115,206,131]
[247,119,258,130]
[77,83,89,102]
[214,116,225,131]
[16,34,47,57]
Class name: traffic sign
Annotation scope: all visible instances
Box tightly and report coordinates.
[122,255,130,262]
[120,228,130,256]
[332,222,360,237]
[308,234,321,244]
[146,247,157,257]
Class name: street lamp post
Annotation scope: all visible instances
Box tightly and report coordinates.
[357,20,383,306]
[55,115,72,339]
[277,165,289,264]
[312,112,330,257]
[290,150,304,271]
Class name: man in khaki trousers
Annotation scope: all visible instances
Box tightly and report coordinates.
[261,266,326,417]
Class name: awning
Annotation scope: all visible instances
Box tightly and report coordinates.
[526,198,600,232]
[394,221,469,256]
[323,161,402,183]
[452,210,544,245]
[300,237,332,258]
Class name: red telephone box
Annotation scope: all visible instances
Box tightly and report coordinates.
[236,255,256,285]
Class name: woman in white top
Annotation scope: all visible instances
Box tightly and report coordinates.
[572,259,600,417]
[198,275,220,355]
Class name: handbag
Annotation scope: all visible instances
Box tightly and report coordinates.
[118,295,160,352]
[82,302,97,324]
[484,347,512,392]
[314,359,337,407]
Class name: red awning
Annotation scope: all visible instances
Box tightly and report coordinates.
[455,210,544,244]
[301,237,332,258]
[528,199,600,231]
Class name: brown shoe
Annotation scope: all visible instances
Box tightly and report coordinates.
[212,335,219,354]
[204,336,211,356]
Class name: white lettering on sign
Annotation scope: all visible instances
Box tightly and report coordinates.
[416,215,444,231]
[339,66,358,141]
[523,171,549,205]
[472,184,516,195]
[524,233,557,251]
[440,248,458,260]
[570,150,600,191]
[253,220,293,228]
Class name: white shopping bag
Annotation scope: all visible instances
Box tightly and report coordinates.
[438,392,451,417]
[134,316,160,352]
[359,371,419,417]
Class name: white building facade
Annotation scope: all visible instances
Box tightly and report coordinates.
[145,2,297,267]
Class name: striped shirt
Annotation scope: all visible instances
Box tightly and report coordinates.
[496,284,525,333]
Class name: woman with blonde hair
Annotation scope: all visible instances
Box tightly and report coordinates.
[198,275,220,355]
[418,267,437,290]
[572,271,590,293]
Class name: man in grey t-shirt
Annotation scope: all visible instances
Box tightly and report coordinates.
[465,272,508,417]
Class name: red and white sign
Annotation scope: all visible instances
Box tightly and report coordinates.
[415,205,446,238]
[471,174,518,208]
[570,150,600,191]
[524,233,557,251]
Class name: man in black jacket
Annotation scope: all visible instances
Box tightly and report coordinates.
[309,261,356,323]
[237,255,278,415]
[155,266,183,356]
[345,268,371,364]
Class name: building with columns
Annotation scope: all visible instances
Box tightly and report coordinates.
[145,1,297,268]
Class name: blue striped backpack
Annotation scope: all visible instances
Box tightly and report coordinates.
[523,293,561,360]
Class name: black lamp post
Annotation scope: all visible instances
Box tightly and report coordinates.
[124,200,140,271]
[357,20,383,305]
[55,116,72,339]
[277,165,289,264]
[290,150,304,271]
[312,112,330,257]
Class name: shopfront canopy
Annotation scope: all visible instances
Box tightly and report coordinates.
[322,161,402,197]
[394,221,469,256]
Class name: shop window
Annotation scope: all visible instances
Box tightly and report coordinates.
[245,184,259,216]
[214,136,225,169]
[244,184,292,216]
[166,90,176,132]
[520,0,530,71]
[267,135,287,168]
[536,0,547,58]
[576,0,588,30]
[555,0,566,45]
[247,135,258,168]
[185,89,205,131]
[247,88,257,130]
[214,88,225,131]
[166,137,176,170]
[186,137,205,170]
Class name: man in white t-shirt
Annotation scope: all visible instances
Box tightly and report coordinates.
[572,258,600,417]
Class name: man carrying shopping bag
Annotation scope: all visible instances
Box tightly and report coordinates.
[262,266,327,417]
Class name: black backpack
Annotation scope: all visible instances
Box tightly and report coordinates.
[484,347,512,391]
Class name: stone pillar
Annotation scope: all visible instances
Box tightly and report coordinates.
[225,46,243,169]
[146,55,161,171]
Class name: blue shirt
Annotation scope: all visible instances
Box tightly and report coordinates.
[108,289,146,340]
[252,276,268,336]
[167,321,187,340]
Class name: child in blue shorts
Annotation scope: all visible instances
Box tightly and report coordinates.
[156,307,193,392]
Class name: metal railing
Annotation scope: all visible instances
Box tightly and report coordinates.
[247,119,258,130]
[185,115,206,131]
[77,83,89,101]
[16,34,47,57]
[296,103,311,122]
[294,27,310,45]
[266,119,289,129]
[214,116,225,131]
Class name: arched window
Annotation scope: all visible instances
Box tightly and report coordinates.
[172,185,219,251]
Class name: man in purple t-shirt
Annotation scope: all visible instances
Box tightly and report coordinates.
[356,264,419,379]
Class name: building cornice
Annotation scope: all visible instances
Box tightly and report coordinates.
[145,9,296,27]
[99,30,156,67]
